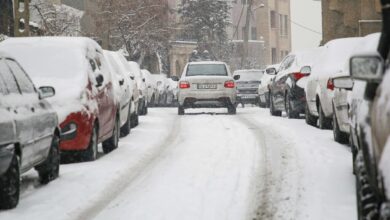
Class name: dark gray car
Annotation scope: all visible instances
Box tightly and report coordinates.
[0,53,60,209]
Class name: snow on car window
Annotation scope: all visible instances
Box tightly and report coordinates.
[6,59,35,94]
[187,64,227,76]
[0,60,19,94]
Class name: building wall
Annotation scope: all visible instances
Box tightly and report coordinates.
[322,0,382,44]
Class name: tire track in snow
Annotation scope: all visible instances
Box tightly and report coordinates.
[73,115,182,220]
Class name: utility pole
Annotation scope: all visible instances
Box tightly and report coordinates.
[241,0,253,68]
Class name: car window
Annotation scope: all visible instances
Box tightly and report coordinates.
[6,59,36,94]
[186,64,227,76]
[0,59,20,94]
[284,56,295,70]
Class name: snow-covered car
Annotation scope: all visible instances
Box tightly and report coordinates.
[233,69,264,106]
[258,64,279,108]
[0,37,120,161]
[103,50,133,136]
[128,61,148,115]
[305,37,362,129]
[0,52,60,209]
[332,33,380,144]
[141,69,157,106]
[109,53,140,128]
[150,74,169,106]
[178,61,237,115]
[269,48,322,118]
[166,78,179,106]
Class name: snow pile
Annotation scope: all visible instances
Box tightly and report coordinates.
[0,37,104,122]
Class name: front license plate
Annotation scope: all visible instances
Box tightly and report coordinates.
[197,84,217,89]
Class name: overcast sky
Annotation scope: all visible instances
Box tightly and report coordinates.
[290,0,322,51]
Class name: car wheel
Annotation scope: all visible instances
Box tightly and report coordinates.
[355,152,381,220]
[103,116,120,154]
[120,104,132,137]
[305,103,317,126]
[285,93,299,119]
[318,102,332,129]
[83,124,98,161]
[228,104,237,115]
[0,154,20,209]
[36,134,60,185]
[178,106,185,115]
[270,95,282,117]
[333,111,349,144]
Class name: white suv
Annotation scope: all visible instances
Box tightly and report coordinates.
[178,61,237,115]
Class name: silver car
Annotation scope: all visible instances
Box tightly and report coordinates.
[178,61,237,115]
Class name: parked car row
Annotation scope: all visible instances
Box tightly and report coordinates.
[0,37,153,209]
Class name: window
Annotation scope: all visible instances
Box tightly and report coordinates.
[284,15,289,36]
[6,59,35,94]
[270,11,277,28]
[242,27,246,39]
[186,64,227,76]
[272,48,277,64]
[251,27,257,40]
[0,60,19,94]
[279,14,284,35]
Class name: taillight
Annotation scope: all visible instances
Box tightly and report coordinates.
[224,80,235,88]
[179,81,190,89]
[292,72,310,81]
[327,78,334,91]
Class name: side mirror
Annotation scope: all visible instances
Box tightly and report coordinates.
[300,66,311,75]
[96,74,104,87]
[171,76,179,81]
[142,78,146,82]
[266,68,277,75]
[130,75,135,80]
[333,76,353,90]
[350,55,383,83]
[233,75,240,80]
[39,86,55,99]
[119,79,125,86]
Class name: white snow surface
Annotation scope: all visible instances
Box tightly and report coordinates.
[0,108,356,220]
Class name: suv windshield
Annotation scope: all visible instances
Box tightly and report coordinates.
[187,64,227,76]
[234,70,264,82]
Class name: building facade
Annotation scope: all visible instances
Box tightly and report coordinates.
[322,0,382,44]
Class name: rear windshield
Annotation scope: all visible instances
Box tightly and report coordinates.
[186,64,227,76]
[234,70,264,82]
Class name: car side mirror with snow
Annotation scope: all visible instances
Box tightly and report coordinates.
[350,55,383,83]
[119,79,125,86]
[333,76,353,91]
[266,68,277,75]
[233,75,240,81]
[96,74,104,87]
[38,86,55,99]
[300,66,311,75]
[171,76,179,81]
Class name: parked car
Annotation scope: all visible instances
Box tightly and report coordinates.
[269,48,322,118]
[258,64,279,108]
[332,33,380,144]
[233,69,264,107]
[151,74,169,106]
[305,38,362,129]
[103,50,133,137]
[110,53,140,128]
[0,37,120,161]
[178,61,237,115]
[128,61,148,115]
[166,78,179,106]
[141,69,157,107]
[0,52,60,209]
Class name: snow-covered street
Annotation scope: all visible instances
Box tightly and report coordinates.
[0,108,356,220]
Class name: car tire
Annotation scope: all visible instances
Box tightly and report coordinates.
[36,134,60,185]
[318,102,332,129]
[305,103,317,126]
[333,111,349,144]
[0,154,20,210]
[266,93,271,108]
[130,111,139,128]
[228,104,236,115]
[120,104,132,137]
[285,93,299,119]
[83,124,98,161]
[178,106,185,115]
[270,95,282,117]
[103,116,120,154]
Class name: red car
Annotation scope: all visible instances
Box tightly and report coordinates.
[0,37,120,161]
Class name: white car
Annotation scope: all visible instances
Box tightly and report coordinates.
[305,37,362,129]
[128,61,148,115]
[150,74,169,106]
[141,69,157,106]
[103,50,133,136]
[178,61,237,115]
[233,69,264,106]
[258,64,279,108]
[166,78,179,106]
